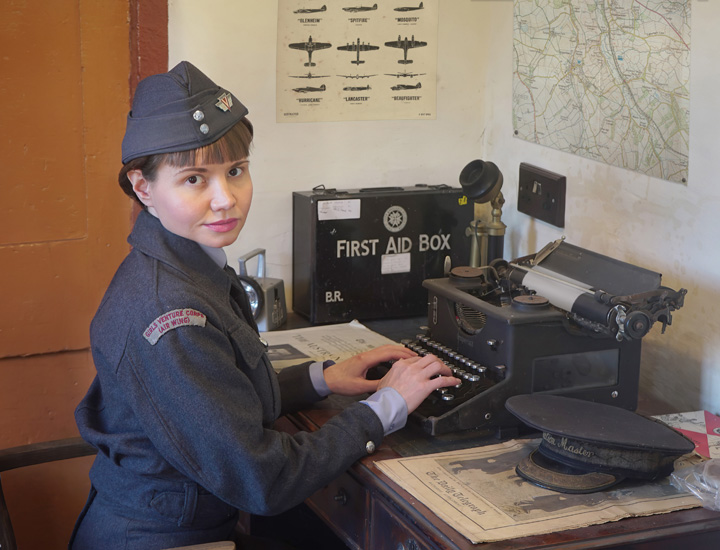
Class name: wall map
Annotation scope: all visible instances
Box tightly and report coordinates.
[513,0,690,184]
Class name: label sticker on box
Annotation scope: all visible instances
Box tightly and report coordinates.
[381,253,411,274]
[318,199,361,221]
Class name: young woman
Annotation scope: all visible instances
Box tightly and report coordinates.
[70,61,458,550]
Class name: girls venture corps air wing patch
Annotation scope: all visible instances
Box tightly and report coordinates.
[143,308,207,345]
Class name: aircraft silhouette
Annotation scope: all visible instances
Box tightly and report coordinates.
[343,85,371,91]
[337,38,380,65]
[292,84,327,93]
[391,82,421,91]
[343,3,377,12]
[384,35,427,64]
[294,4,326,13]
[385,70,426,78]
[289,72,329,79]
[288,35,332,67]
[395,2,424,11]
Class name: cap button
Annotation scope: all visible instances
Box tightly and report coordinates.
[365,441,376,454]
[193,110,205,121]
[199,123,209,134]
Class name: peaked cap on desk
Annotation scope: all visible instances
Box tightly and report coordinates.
[506,394,695,493]
[121,61,249,163]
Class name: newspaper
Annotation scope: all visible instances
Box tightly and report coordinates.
[261,320,397,370]
[377,439,702,543]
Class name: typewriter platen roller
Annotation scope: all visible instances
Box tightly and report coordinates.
[405,239,686,436]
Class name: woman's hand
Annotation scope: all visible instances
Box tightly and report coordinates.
[378,354,460,413]
[323,344,417,396]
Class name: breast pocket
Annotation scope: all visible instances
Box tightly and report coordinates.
[228,322,280,420]
[228,321,266,371]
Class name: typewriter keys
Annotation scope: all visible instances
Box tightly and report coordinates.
[400,336,495,414]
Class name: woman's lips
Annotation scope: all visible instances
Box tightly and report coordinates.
[205,218,239,233]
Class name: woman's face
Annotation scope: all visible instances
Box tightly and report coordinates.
[128,158,253,248]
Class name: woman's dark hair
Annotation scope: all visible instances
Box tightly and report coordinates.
[118,118,254,209]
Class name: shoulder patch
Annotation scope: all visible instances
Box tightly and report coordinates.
[143,308,207,345]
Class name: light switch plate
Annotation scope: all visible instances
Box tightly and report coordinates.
[517,163,566,228]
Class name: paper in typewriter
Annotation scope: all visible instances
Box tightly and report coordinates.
[377,439,702,543]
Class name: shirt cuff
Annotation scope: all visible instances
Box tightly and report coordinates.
[309,360,333,397]
[360,387,408,435]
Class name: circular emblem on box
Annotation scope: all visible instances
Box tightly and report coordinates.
[383,205,408,232]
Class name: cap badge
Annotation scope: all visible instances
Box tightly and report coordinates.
[215,92,233,112]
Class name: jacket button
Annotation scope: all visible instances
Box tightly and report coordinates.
[366,441,376,454]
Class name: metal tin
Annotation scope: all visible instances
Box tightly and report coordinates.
[292,184,472,324]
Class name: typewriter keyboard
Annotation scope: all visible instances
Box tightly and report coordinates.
[369,335,497,418]
[404,335,496,416]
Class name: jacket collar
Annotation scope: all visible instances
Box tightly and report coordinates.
[128,210,231,290]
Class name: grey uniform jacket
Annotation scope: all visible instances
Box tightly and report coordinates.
[74,211,383,533]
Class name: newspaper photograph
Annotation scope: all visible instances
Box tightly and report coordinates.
[377,439,701,543]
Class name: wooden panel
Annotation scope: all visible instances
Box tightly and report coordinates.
[3,456,94,550]
[0,351,96,448]
[370,495,438,550]
[306,472,368,549]
[0,0,167,548]
[0,350,96,550]
[0,1,86,245]
[0,0,133,358]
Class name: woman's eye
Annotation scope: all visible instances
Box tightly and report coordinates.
[186,175,200,184]
[228,167,243,177]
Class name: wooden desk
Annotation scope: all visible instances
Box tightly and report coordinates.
[274,315,720,548]
[280,396,720,550]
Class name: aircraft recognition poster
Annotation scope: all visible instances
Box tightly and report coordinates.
[512,1,690,184]
[276,1,438,122]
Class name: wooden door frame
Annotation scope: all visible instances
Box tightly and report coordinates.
[130,0,169,221]
[130,0,168,99]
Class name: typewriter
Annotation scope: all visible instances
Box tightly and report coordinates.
[393,238,687,436]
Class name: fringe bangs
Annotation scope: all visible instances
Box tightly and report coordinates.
[164,120,253,167]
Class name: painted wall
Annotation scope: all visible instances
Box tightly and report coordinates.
[168,1,720,414]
